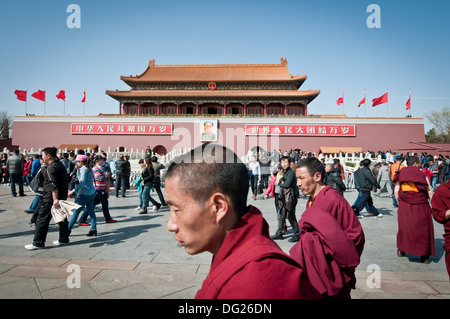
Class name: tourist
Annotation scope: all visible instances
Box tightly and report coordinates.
[30,154,41,180]
[145,146,152,158]
[429,159,440,191]
[421,162,433,183]
[394,155,435,264]
[124,155,131,190]
[25,157,44,216]
[376,162,393,198]
[139,157,161,214]
[439,157,449,184]
[352,159,382,218]
[260,152,271,190]
[135,159,145,211]
[114,154,129,198]
[68,151,79,191]
[324,163,346,195]
[25,147,70,250]
[430,178,450,279]
[248,155,261,200]
[389,156,405,207]
[151,156,167,206]
[351,161,370,217]
[0,153,8,184]
[23,156,33,185]
[82,155,116,224]
[293,157,365,298]
[68,154,97,236]
[61,152,74,181]
[165,144,321,299]
[264,164,284,213]
[6,149,26,197]
[271,156,300,242]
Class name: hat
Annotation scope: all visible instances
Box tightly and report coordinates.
[76,154,87,162]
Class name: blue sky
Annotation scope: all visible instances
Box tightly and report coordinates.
[1,0,449,131]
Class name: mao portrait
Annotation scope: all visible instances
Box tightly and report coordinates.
[200,120,218,142]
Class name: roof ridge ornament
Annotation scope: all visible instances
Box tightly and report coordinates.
[149,58,156,67]
[280,57,287,66]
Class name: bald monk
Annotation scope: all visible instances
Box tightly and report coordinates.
[165,144,321,299]
[431,180,450,279]
[394,155,435,263]
[292,157,365,298]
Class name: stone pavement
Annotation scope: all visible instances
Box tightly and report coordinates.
[0,182,448,299]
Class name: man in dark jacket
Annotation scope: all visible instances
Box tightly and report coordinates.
[114,154,130,197]
[6,149,25,197]
[25,147,69,250]
[352,159,382,218]
[325,163,346,195]
[271,156,300,242]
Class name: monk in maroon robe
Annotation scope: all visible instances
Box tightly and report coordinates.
[290,207,361,298]
[165,144,321,299]
[394,156,435,263]
[431,180,450,279]
[293,158,365,298]
[195,206,321,299]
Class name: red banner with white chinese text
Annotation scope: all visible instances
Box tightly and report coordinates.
[245,124,356,136]
[71,123,173,135]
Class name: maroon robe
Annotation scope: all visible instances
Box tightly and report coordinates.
[306,186,365,256]
[294,186,364,298]
[290,207,360,298]
[395,166,435,256]
[431,181,450,278]
[195,205,321,299]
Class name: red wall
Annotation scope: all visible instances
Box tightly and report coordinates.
[11,117,426,157]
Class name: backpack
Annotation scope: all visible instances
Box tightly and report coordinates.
[62,159,71,175]
[29,169,44,196]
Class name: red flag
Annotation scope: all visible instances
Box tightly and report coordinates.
[56,90,66,101]
[81,91,86,103]
[31,90,46,102]
[358,97,366,107]
[14,90,27,102]
[336,97,344,105]
[372,92,388,107]
[406,93,411,110]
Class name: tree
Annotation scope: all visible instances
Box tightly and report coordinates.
[0,112,13,138]
[425,128,443,143]
[424,107,450,143]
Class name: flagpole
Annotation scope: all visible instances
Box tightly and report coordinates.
[386,88,389,117]
[409,89,412,117]
[342,89,344,115]
[64,100,66,116]
[44,90,46,115]
[364,89,366,117]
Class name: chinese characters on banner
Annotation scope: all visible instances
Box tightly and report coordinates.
[245,124,356,136]
[71,123,173,135]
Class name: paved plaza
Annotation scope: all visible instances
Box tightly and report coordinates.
[0,182,448,299]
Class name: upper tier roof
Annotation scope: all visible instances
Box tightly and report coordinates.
[120,58,307,83]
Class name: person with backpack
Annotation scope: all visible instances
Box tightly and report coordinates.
[389,156,405,207]
[78,155,116,225]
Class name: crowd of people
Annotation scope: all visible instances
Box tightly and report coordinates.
[0,147,167,250]
[252,148,450,275]
[1,145,450,298]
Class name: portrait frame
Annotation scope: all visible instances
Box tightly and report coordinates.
[200,119,218,142]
